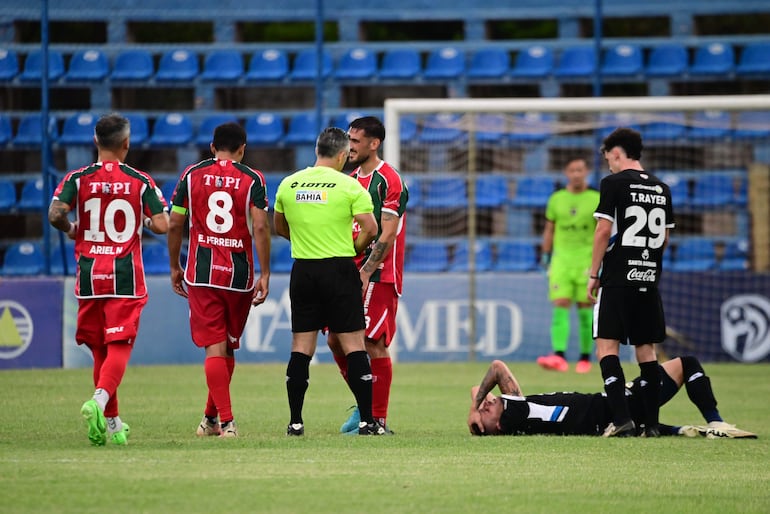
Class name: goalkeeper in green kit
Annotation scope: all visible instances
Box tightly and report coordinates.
[537,158,600,373]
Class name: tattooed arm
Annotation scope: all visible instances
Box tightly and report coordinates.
[360,211,398,277]
[48,200,76,239]
[468,360,523,434]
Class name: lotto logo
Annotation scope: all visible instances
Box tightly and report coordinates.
[720,294,770,362]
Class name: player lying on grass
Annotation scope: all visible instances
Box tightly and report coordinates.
[468,357,756,439]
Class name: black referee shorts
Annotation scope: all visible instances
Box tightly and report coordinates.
[289,257,366,334]
[593,286,666,345]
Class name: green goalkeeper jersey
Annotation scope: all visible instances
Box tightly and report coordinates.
[545,188,600,267]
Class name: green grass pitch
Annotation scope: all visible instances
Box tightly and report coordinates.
[1,361,769,513]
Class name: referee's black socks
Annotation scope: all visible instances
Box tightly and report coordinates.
[599,355,632,425]
[286,351,312,425]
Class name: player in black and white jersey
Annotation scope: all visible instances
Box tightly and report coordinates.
[587,127,675,438]
[467,358,756,439]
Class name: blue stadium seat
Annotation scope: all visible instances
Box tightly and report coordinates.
[19,50,64,81]
[736,42,770,75]
[468,48,509,79]
[510,176,555,208]
[156,49,199,81]
[719,239,749,270]
[334,48,377,80]
[510,46,552,78]
[50,240,77,275]
[160,180,178,205]
[424,47,464,79]
[646,44,688,77]
[1,242,44,276]
[270,237,294,273]
[201,50,244,82]
[0,49,18,81]
[421,177,467,209]
[509,112,555,142]
[65,49,109,81]
[418,114,465,144]
[290,49,332,80]
[733,176,747,206]
[379,49,421,79]
[601,44,643,76]
[263,174,284,210]
[142,243,171,275]
[690,173,736,208]
[284,113,325,144]
[733,111,770,139]
[671,238,717,271]
[125,113,149,144]
[641,112,686,140]
[688,110,731,139]
[195,114,238,147]
[149,113,193,146]
[474,113,507,144]
[330,111,367,130]
[599,112,642,138]
[402,175,421,209]
[246,49,289,81]
[245,113,284,145]
[493,240,537,271]
[661,173,690,208]
[449,240,493,272]
[16,178,45,211]
[474,175,509,208]
[404,240,450,272]
[110,49,154,81]
[690,43,734,75]
[0,114,11,144]
[0,179,16,211]
[399,115,418,142]
[59,112,97,145]
[554,47,595,78]
[13,114,58,146]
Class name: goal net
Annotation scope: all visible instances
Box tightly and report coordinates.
[384,95,770,363]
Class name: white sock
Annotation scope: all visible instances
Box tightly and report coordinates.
[93,388,109,412]
[107,416,123,435]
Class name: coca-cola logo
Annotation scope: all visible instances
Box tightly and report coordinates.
[626,268,657,282]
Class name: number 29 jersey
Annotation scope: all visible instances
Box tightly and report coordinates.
[594,169,675,287]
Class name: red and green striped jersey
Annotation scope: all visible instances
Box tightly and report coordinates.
[53,161,167,298]
[172,158,267,291]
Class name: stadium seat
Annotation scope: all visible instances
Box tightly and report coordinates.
[719,239,750,270]
[733,176,747,206]
[149,113,193,146]
[493,240,537,271]
[661,174,690,208]
[142,243,171,275]
[330,111,368,130]
[16,178,45,211]
[424,47,465,79]
[689,173,736,208]
[160,180,178,205]
[50,240,77,275]
[65,49,109,81]
[688,110,731,139]
[0,49,19,81]
[509,112,555,142]
[201,50,244,82]
[510,46,553,78]
[599,111,642,138]
[270,237,293,273]
[263,174,284,210]
[156,49,199,81]
[402,175,421,209]
[59,112,97,145]
[601,44,643,76]
[646,44,688,77]
[0,114,11,145]
[733,111,770,139]
[195,114,238,147]
[468,48,510,79]
[1,241,44,276]
[449,239,493,272]
[641,112,686,140]
[110,49,154,81]
[245,113,284,145]
[0,179,16,211]
[246,49,289,81]
[690,43,734,75]
[554,47,595,78]
[421,177,467,208]
[125,113,149,145]
[474,175,509,208]
[671,238,717,271]
[19,49,65,81]
[379,49,421,79]
[289,48,333,80]
[473,113,507,144]
[13,114,58,146]
[736,42,770,75]
[418,114,465,144]
[404,240,450,272]
[399,115,418,142]
[284,112,326,144]
[334,48,377,80]
[509,176,555,208]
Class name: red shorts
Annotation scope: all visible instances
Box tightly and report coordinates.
[187,285,253,348]
[362,281,399,346]
[76,296,148,346]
